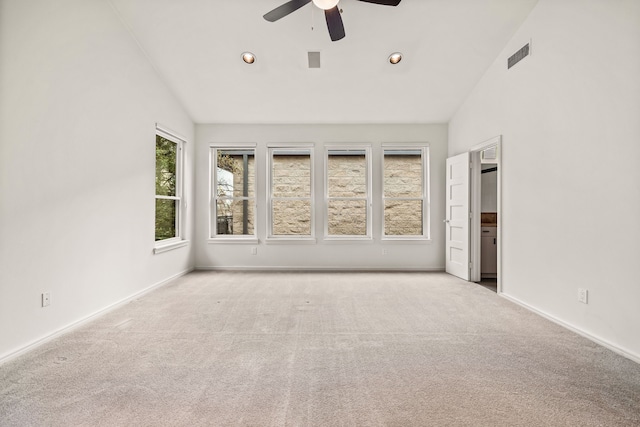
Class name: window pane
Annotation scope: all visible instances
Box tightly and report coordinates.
[216,199,254,235]
[216,150,255,198]
[155,198,177,240]
[383,150,422,198]
[156,135,177,197]
[328,200,367,236]
[384,200,423,236]
[327,152,366,197]
[272,153,311,198]
[272,200,311,235]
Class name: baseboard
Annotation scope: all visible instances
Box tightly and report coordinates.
[500,293,640,365]
[195,266,446,272]
[0,268,194,366]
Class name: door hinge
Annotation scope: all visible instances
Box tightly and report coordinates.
[470,162,473,169]
[469,262,473,269]
[469,212,473,219]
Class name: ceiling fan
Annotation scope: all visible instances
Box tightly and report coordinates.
[263,0,401,42]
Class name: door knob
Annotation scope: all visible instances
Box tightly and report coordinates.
[443,219,450,223]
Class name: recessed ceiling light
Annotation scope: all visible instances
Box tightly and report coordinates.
[242,52,256,64]
[388,52,402,64]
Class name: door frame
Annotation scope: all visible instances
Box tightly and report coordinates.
[469,136,502,293]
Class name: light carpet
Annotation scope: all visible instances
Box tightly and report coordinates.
[1,271,639,426]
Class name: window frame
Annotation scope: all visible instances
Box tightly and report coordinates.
[324,145,372,240]
[154,125,187,253]
[209,143,258,244]
[381,144,431,241]
[266,144,316,243]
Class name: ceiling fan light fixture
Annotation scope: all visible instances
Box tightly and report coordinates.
[388,52,402,64]
[263,0,400,42]
[312,0,339,10]
[242,52,256,64]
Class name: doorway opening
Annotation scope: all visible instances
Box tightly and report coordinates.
[469,136,501,293]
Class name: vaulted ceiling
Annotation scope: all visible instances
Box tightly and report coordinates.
[109,0,538,124]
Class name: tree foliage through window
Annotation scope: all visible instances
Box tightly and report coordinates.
[155,135,178,241]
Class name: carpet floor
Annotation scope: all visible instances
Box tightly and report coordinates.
[1,271,639,426]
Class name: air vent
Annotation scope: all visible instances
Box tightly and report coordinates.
[308,51,321,69]
[482,146,497,160]
[508,43,530,69]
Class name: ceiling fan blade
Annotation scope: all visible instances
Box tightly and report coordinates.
[325,7,345,41]
[263,0,312,22]
[356,0,401,5]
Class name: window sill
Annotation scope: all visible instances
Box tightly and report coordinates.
[154,239,189,254]
[208,237,259,245]
[323,236,374,243]
[381,237,432,244]
[265,237,317,245]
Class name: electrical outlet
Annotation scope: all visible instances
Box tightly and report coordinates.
[382,248,388,255]
[251,247,257,255]
[42,292,50,307]
[578,288,588,304]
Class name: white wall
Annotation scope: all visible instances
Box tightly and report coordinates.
[449,0,640,360]
[481,168,498,212]
[0,0,195,360]
[195,124,448,270]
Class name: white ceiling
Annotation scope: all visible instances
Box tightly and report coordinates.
[109,0,538,124]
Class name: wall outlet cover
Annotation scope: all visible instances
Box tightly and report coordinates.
[578,288,588,304]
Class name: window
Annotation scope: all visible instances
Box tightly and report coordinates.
[382,146,429,239]
[325,147,371,238]
[210,146,256,240]
[155,127,185,246]
[268,147,314,240]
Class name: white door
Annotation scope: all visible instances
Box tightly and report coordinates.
[445,152,470,280]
